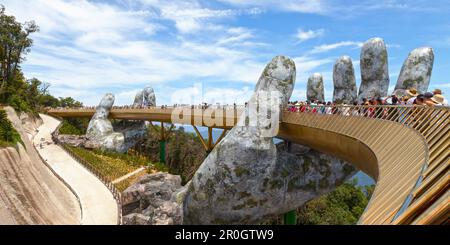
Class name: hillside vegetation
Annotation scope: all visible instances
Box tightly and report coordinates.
[59,118,89,135]
[65,145,167,192]
[0,110,23,147]
[296,180,374,225]
[139,125,206,184]
[0,5,82,115]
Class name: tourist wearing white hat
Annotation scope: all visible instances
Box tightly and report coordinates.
[433,89,448,106]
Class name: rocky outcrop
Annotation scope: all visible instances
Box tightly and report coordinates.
[133,87,156,108]
[143,87,156,106]
[122,173,183,225]
[86,91,149,153]
[17,112,43,138]
[86,93,128,152]
[55,134,100,149]
[0,107,80,224]
[132,90,144,108]
[358,38,389,101]
[333,56,357,104]
[395,47,434,94]
[307,73,325,102]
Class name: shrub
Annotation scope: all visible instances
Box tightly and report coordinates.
[0,110,23,147]
[59,119,87,135]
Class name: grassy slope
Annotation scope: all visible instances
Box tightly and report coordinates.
[66,146,166,192]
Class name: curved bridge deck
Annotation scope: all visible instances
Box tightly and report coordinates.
[48,105,449,225]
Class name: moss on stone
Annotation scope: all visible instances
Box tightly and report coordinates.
[232,198,259,210]
[269,179,283,190]
[287,176,300,192]
[205,178,216,196]
[212,217,228,224]
[234,166,250,177]
[343,164,355,176]
[300,180,316,191]
[281,168,290,178]
[318,159,332,178]
[319,178,329,188]
[302,156,312,173]
[259,199,268,206]
[402,79,415,89]
[232,203,246,210]
[246,198,258,208]
[238,191,251,199]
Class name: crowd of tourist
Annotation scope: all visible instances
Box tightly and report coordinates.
[287,87,448,114]
[49,102,244,111]
[51,87,447,114]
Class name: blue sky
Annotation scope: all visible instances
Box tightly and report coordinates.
[3,0,450,106]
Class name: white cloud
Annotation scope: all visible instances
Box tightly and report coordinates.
[309,41,363,54]
[3,0,427,107]
[436,83,450,88]
[295,29,325,43]
[219,0,328,14]
[138,0,261,33]
[217,27,253,45]
[220,0,448,16]
[293,56,334,78]
[1,0,270,106]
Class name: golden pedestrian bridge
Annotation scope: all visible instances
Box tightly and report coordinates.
[48,105,449,225]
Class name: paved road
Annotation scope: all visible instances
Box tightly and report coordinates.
[34,114,118,225]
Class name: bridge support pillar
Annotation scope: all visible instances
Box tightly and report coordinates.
[159,140,166,164]
[149,121,174,164]
[283,210,297,225]
[192,126,228,154]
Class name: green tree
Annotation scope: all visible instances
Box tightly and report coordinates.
[58,97,83,108]
[296,179,373,225]
[0,5,39,99]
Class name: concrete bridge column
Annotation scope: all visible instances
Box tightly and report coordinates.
[149,121,174,164]
[159,140,166,164]
[159,122,167,164]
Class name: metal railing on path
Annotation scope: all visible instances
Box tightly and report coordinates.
[51,123,123,225]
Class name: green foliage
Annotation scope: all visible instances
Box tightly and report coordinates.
[0,6,83,113]
[59,118,88,135]
[296,179,373,225]
[135,125,206,184]
[115,170,148,192]
[65,145,166,192]
[7,93,31,113]
[0,5,39,101]
[91,148,149,169]
[66,145,142,181]
[0,110,23,147]
[58,97,83,108]
[263,179,374,225]
[150,161,169,173]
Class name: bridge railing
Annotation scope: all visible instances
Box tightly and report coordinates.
[282,105,449,224]
[48,104,248,111]
[284,105,449,131]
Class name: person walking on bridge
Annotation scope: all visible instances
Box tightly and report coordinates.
[432,89,448,106]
